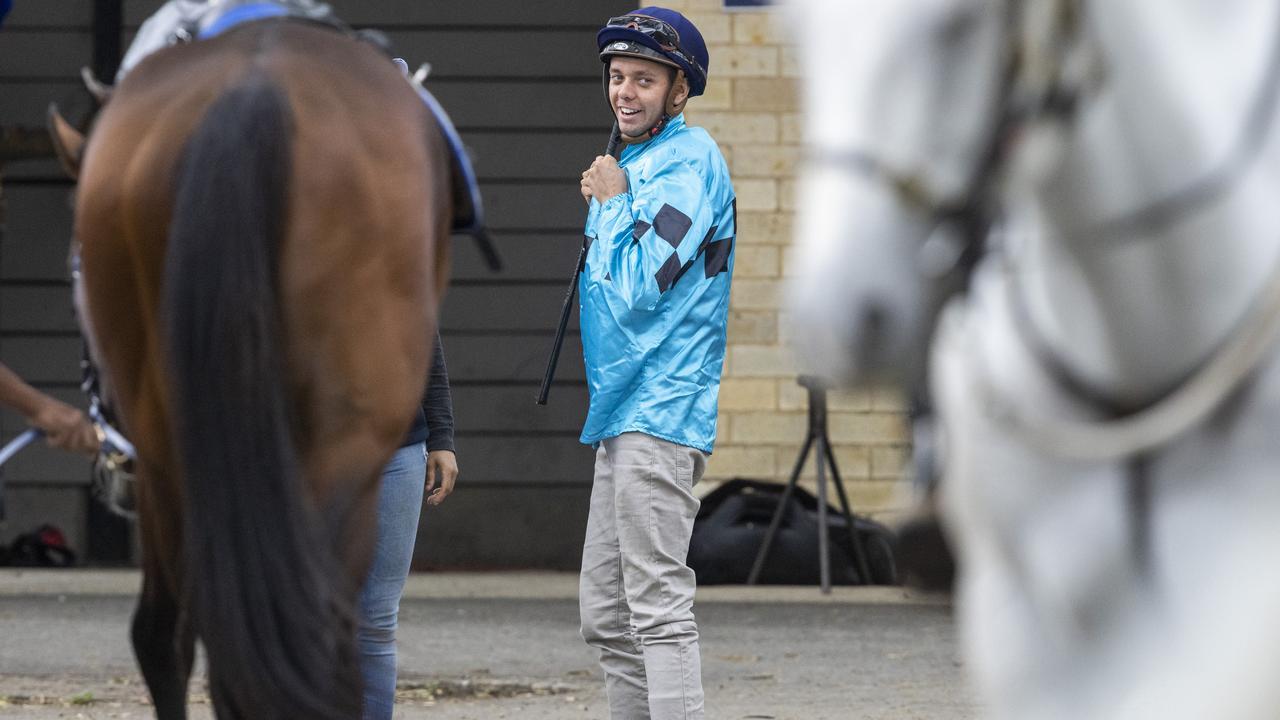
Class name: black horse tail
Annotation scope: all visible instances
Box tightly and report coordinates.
[162,73,361,720]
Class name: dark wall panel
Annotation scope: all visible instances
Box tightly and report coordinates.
[0,338,82,384]
[0,83,90,126]
[383,30,597,78]
[477,182,591,230]
[0,286,78,332]
[453,386,589,434]
[465,132,606,180]
[452,436,591,486]
[442,285,581,332]
[430,80,606,130]
[443,334,583,383]
[0,33,95,78]
[450,233,585,281]
[345,4,618,26]
[1,186,77,278]
[1,487,89,564]
[413,486,590,570]
[3,6,92,26]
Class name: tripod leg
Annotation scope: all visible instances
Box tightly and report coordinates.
[815,433,831,594]
[824,439,875,584]
[747,434,813,585]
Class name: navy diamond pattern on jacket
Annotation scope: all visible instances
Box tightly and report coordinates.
[648,200,736,293]
[696,225,718,254]
[581,235,595,273]
[704,237,733,278]
[651,204,692,248]
[655,252,683,293]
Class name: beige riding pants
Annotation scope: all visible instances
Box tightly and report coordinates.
[579,432,707,720]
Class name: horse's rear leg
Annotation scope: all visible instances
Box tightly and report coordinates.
[132,569,195,720]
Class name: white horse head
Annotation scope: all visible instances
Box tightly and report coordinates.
[787,0,1280,402]
[785,0,1008,386]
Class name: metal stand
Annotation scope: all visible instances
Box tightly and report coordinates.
[747,375,874,593]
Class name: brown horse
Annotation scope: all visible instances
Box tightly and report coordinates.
[72,18,451,720]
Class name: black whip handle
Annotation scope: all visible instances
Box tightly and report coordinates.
[536,123,622,405]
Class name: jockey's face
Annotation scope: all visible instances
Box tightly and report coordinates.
[608,56,682,138]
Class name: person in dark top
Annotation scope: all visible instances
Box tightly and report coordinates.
[357,333,457,719]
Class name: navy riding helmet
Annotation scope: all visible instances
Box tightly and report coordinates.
[597,7,709,97]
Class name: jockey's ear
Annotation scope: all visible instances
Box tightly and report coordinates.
[46,103,86,180]
[665,70,691,116]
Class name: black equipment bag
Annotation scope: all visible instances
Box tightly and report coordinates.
[688,478,897,585]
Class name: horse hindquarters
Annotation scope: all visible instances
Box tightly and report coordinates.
[163,74,360,720]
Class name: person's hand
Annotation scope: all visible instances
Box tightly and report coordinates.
[29,398,99,455]
[425,449,458,507]
[580,155,627,204]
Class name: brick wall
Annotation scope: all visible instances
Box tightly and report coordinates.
[645,0,913,521]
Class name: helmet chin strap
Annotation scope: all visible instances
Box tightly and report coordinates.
[619,116,668,144]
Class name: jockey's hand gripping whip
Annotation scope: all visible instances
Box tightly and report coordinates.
[536,122,623,405]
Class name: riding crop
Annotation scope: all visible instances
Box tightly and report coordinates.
[536,121,623,405]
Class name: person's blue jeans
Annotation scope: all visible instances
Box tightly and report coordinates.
[359,441,426,720]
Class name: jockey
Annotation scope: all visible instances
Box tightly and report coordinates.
[575,7,735,719]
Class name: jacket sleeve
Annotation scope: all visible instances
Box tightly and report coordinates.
[592,156,716,312]
[422,332,455,453]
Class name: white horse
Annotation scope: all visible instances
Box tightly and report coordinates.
[785,0,1280,718]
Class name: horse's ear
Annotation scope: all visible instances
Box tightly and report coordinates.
[46,103,86,180]
[80,66,113,106]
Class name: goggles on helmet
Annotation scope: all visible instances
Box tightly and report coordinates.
[604,14,705,81]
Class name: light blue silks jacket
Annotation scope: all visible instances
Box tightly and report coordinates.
[579,113,736,453]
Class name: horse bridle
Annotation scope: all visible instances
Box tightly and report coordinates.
[985,0,1280,451]
[804,0,1071,371]
[804,0,1280,585]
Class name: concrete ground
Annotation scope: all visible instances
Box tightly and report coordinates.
[0,570,980,719]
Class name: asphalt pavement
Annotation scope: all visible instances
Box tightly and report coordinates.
[0,570,979,719]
